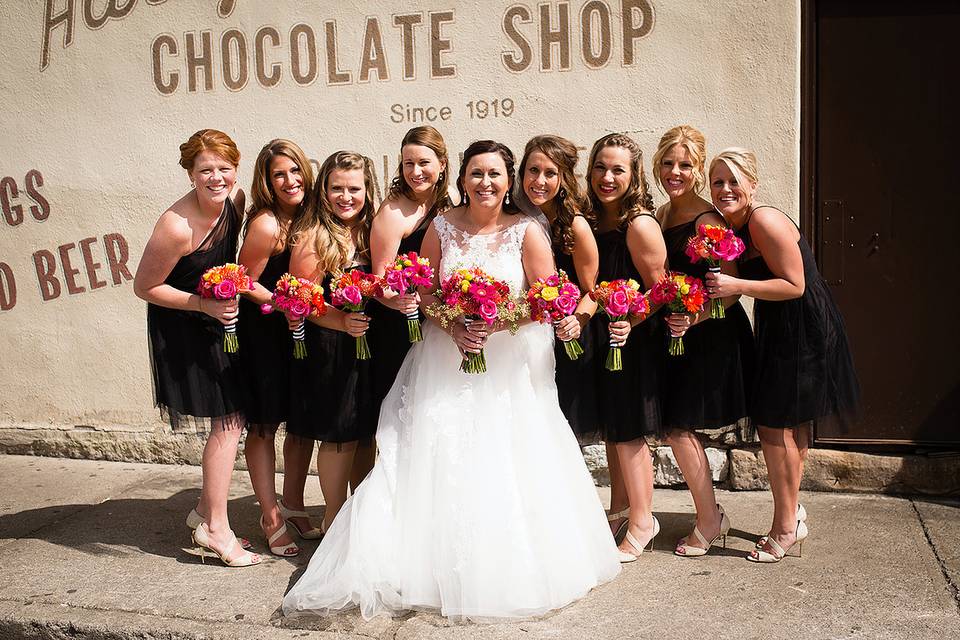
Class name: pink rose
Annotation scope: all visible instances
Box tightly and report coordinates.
[478,299,498,324]
[555,294,577,315]
[712,237,736,261]
[559,283,579,297]
[290,300,310,318]
[342,285,362,306]
[546,274,560,287]
[260,303,274,315]
[213,279,237,299]
[385,270,408,293]
[606,289,629,316]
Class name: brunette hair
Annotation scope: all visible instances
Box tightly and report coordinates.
[178,129,240,171]
[291,151,377,274]
[245,139,315,241]
[517,134,592,254]
[586,133,654,228]
[386,126,452,220]
[456,140,521,214]
[651,125,708,197]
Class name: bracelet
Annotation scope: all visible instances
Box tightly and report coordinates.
[197,296,204,313]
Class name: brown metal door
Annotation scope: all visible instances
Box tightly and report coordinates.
[813,0,960,445]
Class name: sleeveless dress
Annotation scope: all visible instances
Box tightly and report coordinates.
[593,219,662,442]
[282,214,620,622]
[553,241,600,440]
[146,198,245,432]
[660,213,755,432]
[237,248,291,436]
[367,215,432,417]
[285,265,379,444]
[736,208,860,428]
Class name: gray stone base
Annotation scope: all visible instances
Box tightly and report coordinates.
[2,423,958,495]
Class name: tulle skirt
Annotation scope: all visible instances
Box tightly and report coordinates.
[282,321,620,622]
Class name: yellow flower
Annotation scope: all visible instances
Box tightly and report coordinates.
[403,259,413,267]
[680,284,690,295]
[627,279,639,290]
[599,280,609,288]
[461,281,470,292]
[541,286,559,301]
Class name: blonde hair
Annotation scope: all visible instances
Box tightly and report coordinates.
[387,126,452,220]
[178,128,240,171]
[291,151,377,274]
[709,147,760,193]
[652,125,707,196]
[246,139,314,243]
[517,134,592,254]
[586,133,655,229]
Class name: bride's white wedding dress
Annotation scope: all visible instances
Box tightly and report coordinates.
[282,214,620,622]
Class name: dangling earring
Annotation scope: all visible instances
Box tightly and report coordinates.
[505,192,511,206]
[438,171,445,181]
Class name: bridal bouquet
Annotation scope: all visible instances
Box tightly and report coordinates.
[527,270,584,361]
[382,252,434,343]
[328,269,383,360]
[684,223,745,319]
[197,263,253,353]
[590,278,650,371]
[425,267,527,374]
[649,271,708,356]
[260,273,327,359]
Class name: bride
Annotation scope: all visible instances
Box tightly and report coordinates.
[282,140,620,622]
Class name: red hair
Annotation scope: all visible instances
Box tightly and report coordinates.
[179,129,240,171]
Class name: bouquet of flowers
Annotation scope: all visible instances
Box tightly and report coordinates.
[425,267,527,374]
[590,279,650,371]
[649,271,708,356]
[260,273,327,359]
[328,269,383,360]
[197,263,253,353]
[382,252,434,343]
[527,270,584,361]
[684,223,745,319]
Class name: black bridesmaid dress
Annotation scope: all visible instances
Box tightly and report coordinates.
[552,244,600,440]
[146,198,245,432]
[367,216,432,416]
[286,266,379,444]
[237,248,292,436]
[660,212,755,432]
[736,207,860,428]
[594,218,662,442]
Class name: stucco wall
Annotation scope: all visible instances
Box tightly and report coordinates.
[0,0,800,434]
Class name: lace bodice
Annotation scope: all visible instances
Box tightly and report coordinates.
[434,214,535,294]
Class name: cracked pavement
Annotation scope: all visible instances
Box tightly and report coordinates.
[1,454,958,639]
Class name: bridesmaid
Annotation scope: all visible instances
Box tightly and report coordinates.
[286,151,379,533]
[705,148,859,562]
[134,129,260,567]
[367,125,452,473]
[517,135,599,438]
[237,139,323,557]
[651,126,755,557]
[587,133,666,562]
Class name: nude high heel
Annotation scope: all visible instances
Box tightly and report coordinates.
[185,508,252,550]
[748,520,808,563]
[674,504,731,558]
[191,522,262,567]
[277,497,324,540]
[261,515,299,557]
[756,503,806,549]
[618,515,660,563]
[607,506,630,543]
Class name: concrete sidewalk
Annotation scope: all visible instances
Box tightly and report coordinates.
[0,454,957,640]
